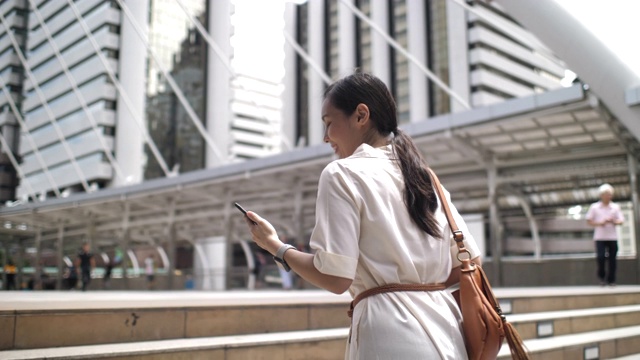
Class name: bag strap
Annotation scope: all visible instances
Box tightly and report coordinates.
[428,168,531,359]
[427,168,468,258]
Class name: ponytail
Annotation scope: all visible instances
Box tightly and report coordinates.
[322,72,440,237]
[392,129,440,239]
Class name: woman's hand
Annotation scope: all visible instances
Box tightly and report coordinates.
[244,211,283,255]
[242,211,352,294]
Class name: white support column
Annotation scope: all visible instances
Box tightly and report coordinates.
[34,230,42,289]
[307,0,326,146]
[488,162,502,286]
[629,154,640,273]
[446,0,470,113]
[195,236,226,290]
[165,198,176,290]
[206,0,232,167]
[370,0,390,86]
[282,2,298,149]
[115,0,148,186]
[120,202,130,290]
[516,195,541,260]
[338,0,357,77]
[407,0,429,122]
[56,223,64,290]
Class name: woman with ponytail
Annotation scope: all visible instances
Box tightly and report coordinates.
[242,71,481,359]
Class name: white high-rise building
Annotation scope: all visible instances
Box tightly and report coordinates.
[0,0,283,201]
[282,0,568,146]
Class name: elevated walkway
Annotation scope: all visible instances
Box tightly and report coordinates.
[2,287,640,359]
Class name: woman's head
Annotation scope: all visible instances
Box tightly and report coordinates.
[322,72,397,158]
[323,72,441,238]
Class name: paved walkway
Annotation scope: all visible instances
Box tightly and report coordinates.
[1,285,639,311]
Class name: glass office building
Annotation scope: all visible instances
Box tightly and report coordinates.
[0,0,283,200]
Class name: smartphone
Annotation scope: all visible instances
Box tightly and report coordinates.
[234,202,248,215]
[234,202,257,224]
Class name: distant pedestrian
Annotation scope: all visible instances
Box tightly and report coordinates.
[586,183,624,286]
[252,249,268,289]
[76,242,95,291]
[144,255,155,290]
[4,259,17,290]
[64,263,78,290]
[103,259,114,290]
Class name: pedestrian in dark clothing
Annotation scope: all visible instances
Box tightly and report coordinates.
[75,242,95,291]
[4,259,17,290]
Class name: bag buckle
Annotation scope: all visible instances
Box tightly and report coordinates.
[452,230,464,242]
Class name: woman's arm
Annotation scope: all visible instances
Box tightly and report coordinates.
[282,250,352,294]
[245,211,352,294]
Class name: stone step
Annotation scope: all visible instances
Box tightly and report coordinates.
[498,325,640,360]
[2,287,640,351]
[507,304,640,340]
[495,286,640,314]
[3,325,640,360]
[0,328,350,360]
[609,354,640,360]
[0,290,351,351]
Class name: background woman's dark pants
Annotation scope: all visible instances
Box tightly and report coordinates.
[596,240,618,284]
[81,269,91,291]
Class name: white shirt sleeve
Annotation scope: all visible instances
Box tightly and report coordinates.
[309,162,360,279]
[440,187,481,267]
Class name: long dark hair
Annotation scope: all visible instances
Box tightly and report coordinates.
[323,72,440,238]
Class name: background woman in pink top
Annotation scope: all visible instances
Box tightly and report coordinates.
[586,183,624,286]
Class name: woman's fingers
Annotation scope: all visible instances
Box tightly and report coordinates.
[246,211,262,224]
[244,211,281,254]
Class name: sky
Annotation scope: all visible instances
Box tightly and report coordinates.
[229,0,640,84]
[230,0,286,83]
[554,0,640,78]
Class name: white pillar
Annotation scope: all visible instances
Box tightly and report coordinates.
[446,1,470,113]
[194,236,227,291]
[206,1,232,167]
[282,2,298,149]
[307,0,326,146]
[114,0,148,186]
[463,214,486,257]
[371,0,390,87]
[338,0,357,77]
[407,0,429,122]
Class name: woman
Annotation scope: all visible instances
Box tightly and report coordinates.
[243,72,481,359]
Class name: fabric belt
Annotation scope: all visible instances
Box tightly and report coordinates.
[347,283,446,318]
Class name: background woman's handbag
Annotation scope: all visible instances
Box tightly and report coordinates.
[430,169,530,360]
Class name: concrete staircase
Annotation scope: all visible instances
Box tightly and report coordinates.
[1,287,640,359]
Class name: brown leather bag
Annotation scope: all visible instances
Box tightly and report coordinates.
[430,169,530,360]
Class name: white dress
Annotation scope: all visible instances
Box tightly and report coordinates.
[310,143,480,360]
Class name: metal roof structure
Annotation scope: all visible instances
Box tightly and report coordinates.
[1,0,639,290]
[0,84,637,253]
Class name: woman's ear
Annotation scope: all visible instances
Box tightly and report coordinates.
[355,103,370,124]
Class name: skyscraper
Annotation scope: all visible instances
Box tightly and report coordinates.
[282,0,568,146]
[0,1,28,202]
[0,0,284,202]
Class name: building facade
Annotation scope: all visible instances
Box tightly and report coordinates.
[282,0,568,146]
[0,0,31,202]
[0,0,283,200]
